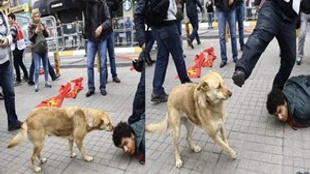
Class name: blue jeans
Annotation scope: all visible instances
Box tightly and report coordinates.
[208,12,213,28]
[126,31,132,46]
[145,30,155,56]
[87,40,108,91]
[217,9,238,62]
[152,23,191,95]
[33,51,49,85]
[298,12,310,60]
[189,16,200,43]
[235,2,245,49]
[236,1,297,89]
[107,32,117,78]
[0,61,20,126]
[128,65,145,125]
[29,56,56,83]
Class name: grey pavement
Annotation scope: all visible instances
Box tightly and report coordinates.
[0,66,144,173]
[145,37,310,174]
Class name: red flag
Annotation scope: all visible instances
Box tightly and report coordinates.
[65,77,84,98]
[202,46,216,67]
[36,83,71,108]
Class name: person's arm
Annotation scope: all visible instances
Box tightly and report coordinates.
[42,23,49,38]
[28,24,37,43]
[133,0,146,49]
[10,25,17,41]
[1,15,12,47]
[195,0,204,12]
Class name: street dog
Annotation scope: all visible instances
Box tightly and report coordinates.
[7,107,114,173]
[146,71,236,168]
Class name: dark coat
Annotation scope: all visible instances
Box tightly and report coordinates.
[283,75,310,127]
[28,22,49,48]
[130,114,145,161]
[182,0,203,18]
[214,0,235,12]
[133,0,147,47]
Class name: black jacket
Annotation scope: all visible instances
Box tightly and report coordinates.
[76,0,111,42]
[205,1,214,13]
[182,0,203,18]
[214,0,235,12]
[254,0,297,18]
[107,0,120,32]
[133,0,147,47]
[301,0,310,14]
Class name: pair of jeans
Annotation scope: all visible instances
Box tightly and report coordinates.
[235,2,245,49]
[236,1,297,90]
[13,49,28,81]
[189,16,200,43]
[126,31,132,46]
[29,55,57,83]
[106,32,117,78]
[33,51,49,85]
[207,12,213,28]
[298,12,310,60]
[152,23,191,95]
[145,30,155,57]
[0,61,20,126]
[128,65,145,125]
[217,9,238,62]
[87,40,108,92]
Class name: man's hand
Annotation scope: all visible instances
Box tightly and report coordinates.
[228,0,234,6]
[0,38,9,48]
[141,43,145,51]
[95,25,103,38]
[255,5,260,14]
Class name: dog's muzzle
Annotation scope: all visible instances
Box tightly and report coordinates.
[228,90,232,97]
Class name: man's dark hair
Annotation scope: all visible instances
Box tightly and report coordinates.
[8,13,15,21]
[112,122,135,147]
[266,89,287,115]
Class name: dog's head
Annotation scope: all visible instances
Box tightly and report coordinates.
[196,71,232,106]
[81,109,114,132]
[97,111,114,132]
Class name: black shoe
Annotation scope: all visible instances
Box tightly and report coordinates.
[14,80,21,87]
[8,121,22,131]
[52,74,61,81]
[28,81,35,86]
[86,91,95,97]
[113,77,121,83]
[233,58,238,63]
[100,89,107,96]
[151,93,168,103]
[187,39,194,49]
[219,61,227,68]
[146,55,156,66]
[197,40,201,45]
[232,69,246,87]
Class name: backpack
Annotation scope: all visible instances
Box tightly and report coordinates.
[33,31,48,55]
[145,0,170,27]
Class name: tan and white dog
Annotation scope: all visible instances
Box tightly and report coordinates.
[7,106,114,173]
[146,71,236,168]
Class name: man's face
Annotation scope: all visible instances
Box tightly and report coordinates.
[274,102,288,122]
[119,134,135,155]
[8,16,13,25]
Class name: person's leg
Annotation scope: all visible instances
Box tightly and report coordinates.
[208,13,212,28]
[297,12,308,64]
[227,9,238,61]
[165,24,191,84]
[12,50,21,82]
[233,2,282,86]
[41,53,50,85]
[272,19,297,90]
[217,11,228,65]
[145,30,156,64]
[236,4,245,50]
[151,27,170,96]
[48,58,57,80]
[28,54,34,84]
[86,41,97,93]
[189,16,199,43]
[98,40,108,94]
[17,49,28,80]
[107,32,118,80]
[33,52,41,91]
[128,65,145,125]
[0,61,20,127]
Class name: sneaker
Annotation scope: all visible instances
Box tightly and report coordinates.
[34,85,39,92]
[8,121,22,131]
[296,58,302,65]
[45,83,52,88]
[86,91,95,97]
[113,77,121,83]
[14,80,21,87]
[232,69,246,87]
[28,81,35,86]
[187,39,194,49]
[151,93,168,103]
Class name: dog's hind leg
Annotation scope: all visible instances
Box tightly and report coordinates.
[206,129,237,160]
[168,109,183,168]
[69,139,77,158]
[182,118,201,153]
[31,142,44,173]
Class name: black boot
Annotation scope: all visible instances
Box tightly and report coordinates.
[146,54,156,66]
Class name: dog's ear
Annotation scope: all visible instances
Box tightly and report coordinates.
[98,119,104,127]
[197,81,209,91]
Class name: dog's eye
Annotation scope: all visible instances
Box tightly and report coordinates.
[217,85,221,89]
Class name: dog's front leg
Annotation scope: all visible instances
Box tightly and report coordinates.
[75,137,93,162]
[207,131,237,160]
[69,139,77,158]
[219,127,228,144]
[171,124,183,168]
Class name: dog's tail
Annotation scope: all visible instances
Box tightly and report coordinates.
[7,122,27,149]
[146,115,169,134]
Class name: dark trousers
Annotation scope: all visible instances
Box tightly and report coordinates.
[13,49,28,81]
[128,65,145,125]
[0,61,19,126]
[235,1,297,90]
[29,55,57,82]
[189,16,200,43]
